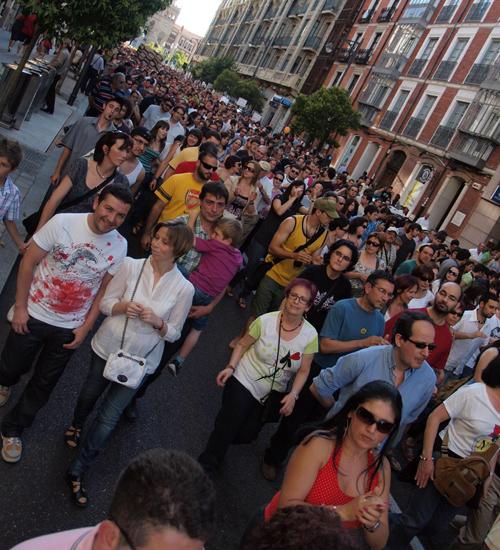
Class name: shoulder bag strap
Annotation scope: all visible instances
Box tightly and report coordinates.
[261,314,282,403]
[56,170,117,215]
[119,259,148,350]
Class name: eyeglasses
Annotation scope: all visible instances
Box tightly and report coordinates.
[406,338,437,351]
[287,292,310,304]
[274,176,284,182]
[200,160,218,171]
[355,406,395,435]
[109,514,137,550]
[373,285,393,298]
[366,240,381,248]
[333,250,352,263]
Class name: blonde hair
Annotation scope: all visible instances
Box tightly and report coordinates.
[215,217,242,245]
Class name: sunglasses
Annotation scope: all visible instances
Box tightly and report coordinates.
[362,224,368,229]
[420,277,433,283]
[448,271,459,277]
[406,337,437,351]
[200,160,218,171]
[355,406,395,435]
[244,165,255,173]
[366,240,381,248]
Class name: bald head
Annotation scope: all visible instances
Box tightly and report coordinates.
[434,282,461,316]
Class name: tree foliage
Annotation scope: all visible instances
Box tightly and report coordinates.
[192,56,235,83]
[168,50,189,69]
[23,0,171,48]
[291,87,361,144]
[213,69,265,111]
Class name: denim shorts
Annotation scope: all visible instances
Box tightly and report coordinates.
[192,285,213,331]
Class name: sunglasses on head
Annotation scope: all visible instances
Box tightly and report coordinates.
[200,160,218,171]
[355,406,395,434]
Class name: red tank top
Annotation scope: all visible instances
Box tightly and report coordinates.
[264,444,379,527]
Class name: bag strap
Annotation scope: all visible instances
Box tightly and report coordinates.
[261,314,282,403]
[55,170,117,215]
[268,219,326,266]
[119,259,148,349]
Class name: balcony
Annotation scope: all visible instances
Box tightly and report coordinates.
[322,0,340,12]
[355,49,372,65]
[449,134,494,168]
[465,0,491,21]
[465,63,495,85]
[402,117,425,139]
[378,5,396,22]
[336,47,351,62]
[263,6,278,19]
[434,60,457,81]
[243,11,254,22]
[400,3,435,26]
[430,126,456,148]
[407,58,427,77]
[358,104,379,126]
[304,35,321,50]
[273,35,292,47]
[255,67,303,89]
[374,52,410,77]
[289,2,307,16]
[359,8,376,23]
[436,4,457,22]
[379,110,399,130]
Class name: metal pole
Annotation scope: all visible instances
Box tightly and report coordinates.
[67,44,96,106]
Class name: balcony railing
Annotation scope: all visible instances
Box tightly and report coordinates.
[355,49,372,64]
[400,3,435,25]
[465,63,493,85]
[378,5,396,22]
[407,58,427,77]
[304,35,321,50]
[465,0,491,21]
[374,52,410,76]
[402,117,425,138]
[263,6,278,19]
[322,0,339,12]
[436,4,456,22]
[449,133,494,168]
[359,7,375,23]
[273,35,292,47]
[434,60,457,81]
[243,11,254,22]
[379,110,399,130]
[430,126,456,148]
[336,47,351,62]
[358,104,379,126]
[289,2,307,16]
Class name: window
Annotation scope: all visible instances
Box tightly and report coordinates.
[347,74,360,94]
[392,89,410,112]
[447,37,469,62]
[465,0,492,21]
[370,32,383,51]
[416,94,437,120]
[436,0,459,22]
[446,101,470,128]
[402,0,434,19]
[421,37,438,60]
[481,39,500,65]
[331,70,344,86]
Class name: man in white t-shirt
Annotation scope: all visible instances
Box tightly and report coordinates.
[164,104,186,148]
[0,185,132,464]
[140,98,172,130]
[11,449,215,550]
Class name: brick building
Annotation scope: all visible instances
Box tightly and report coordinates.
[325,0,499,246]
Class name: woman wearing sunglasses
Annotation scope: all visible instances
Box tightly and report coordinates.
[261,381,402,550]
[408,265,435,308]
[431,265,461,295]
[346,232,386,297]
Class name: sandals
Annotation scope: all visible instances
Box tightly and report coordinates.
[238,297,247,309]
[66,473,88,508]
[64,426,81,448]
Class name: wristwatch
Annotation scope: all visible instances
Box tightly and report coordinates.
[363,520,381,533]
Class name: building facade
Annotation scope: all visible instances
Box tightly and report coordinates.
[196,0,347,130]
[145,3,181,47]
[325,0,499,246]
[166,25,202,63]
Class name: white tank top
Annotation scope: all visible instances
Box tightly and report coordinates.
[120,161,144,186]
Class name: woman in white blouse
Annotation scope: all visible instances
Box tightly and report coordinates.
[65,220,194,507]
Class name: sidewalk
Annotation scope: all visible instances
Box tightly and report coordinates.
[0,29,89,293]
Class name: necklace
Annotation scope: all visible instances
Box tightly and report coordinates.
[95,163,113,180]
[281,315,303,332]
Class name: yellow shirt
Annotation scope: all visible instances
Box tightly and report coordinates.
[169,146,199,170]
[266,215,327,287]
[155,172,203,222]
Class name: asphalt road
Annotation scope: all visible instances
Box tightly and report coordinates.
[0,261,455,550]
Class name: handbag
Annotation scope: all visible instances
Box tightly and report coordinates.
[433,432,499,508]
[103,260,160,389]
[260,315,287,423]
[22,171,117,236]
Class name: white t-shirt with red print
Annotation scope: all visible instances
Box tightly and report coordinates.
[234,311,318,401]
[29,213,127,329]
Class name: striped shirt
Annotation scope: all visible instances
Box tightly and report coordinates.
[0,175,20,221]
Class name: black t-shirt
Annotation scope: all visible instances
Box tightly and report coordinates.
[300,265,352,331]
[393,233,416,272]
[254,193,302,249]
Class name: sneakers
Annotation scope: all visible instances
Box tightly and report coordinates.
[0,385,11,407]
[1,434,22,463]
[260,459,278,481]
[167,358,183,377]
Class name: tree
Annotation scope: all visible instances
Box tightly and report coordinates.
[291,87,361,145]
[168,50,189,69]
[0,0,170,118]
[213,68,239,96]
[213,69,265,111]
[191,56,234,83]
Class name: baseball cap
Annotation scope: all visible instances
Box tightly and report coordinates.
[259,161,271,172]
[387,226,398,234]
[315,198,339,219]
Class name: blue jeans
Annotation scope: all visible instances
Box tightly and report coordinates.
[191,286,213,331]
[387,480,457,548]
[68,351,147,477]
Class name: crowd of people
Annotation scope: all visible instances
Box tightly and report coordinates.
[0,43,499,549]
